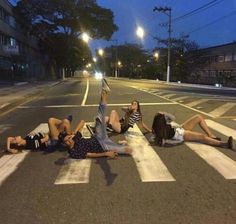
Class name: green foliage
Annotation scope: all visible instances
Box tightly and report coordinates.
[14,0,118,77]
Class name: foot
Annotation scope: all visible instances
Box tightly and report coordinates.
[212,136,221,141]
[106,123,113,132]
[102,78,111,92]
[66,115,73,123]
[228,136,233,150]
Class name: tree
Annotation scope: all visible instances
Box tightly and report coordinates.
[14,0,118,78]
[103,43,149,78]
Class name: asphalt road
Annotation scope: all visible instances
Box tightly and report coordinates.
[0,77,236,224]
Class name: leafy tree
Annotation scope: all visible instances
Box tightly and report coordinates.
[14,0,118,78]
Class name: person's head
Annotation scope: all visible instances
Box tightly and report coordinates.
[11,136,24,145]
[152,113,167,146]
[130,100,141,114]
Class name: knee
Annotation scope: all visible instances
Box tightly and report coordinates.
[196,114,204,122]
[111,110,116,114]
[48,117,55,124]
[62,118,70,124]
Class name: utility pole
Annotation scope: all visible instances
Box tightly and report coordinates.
[153,6,172,83]
[110,39,118,78]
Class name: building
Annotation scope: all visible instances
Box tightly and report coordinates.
[190,42,236,87]
[0,0,47,82]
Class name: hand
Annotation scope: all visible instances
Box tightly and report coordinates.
[105,150,118,159]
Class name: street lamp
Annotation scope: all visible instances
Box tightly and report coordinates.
[81,32,90,43]
[136,26,145,39]
[98,48,104,57]
[153,6,172,82]
[154,52,159,60]
[93,57,97,62]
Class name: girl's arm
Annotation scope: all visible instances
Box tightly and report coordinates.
[87,150,118,159]
[7,137,19,154]
[140,120,152,133]
[73,120,85,134]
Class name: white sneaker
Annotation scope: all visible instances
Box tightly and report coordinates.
[102,78,111,92]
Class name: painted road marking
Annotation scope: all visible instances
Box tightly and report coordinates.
[209,103,236,117]
[205,119,236,139]
[17,102,177,109]
[0,151,29,186]
[186,99,209,107]
[162,93,177,98]
[30,123,49,134]
[54,159,92,184]
[135,87,216,118]
[125,124,175,182]
[0,123,49,186]
[172,96,189,101]
[0,124,13,134]
[81,78,89,106]
[186,142,236,179]
[0,103,10,109]
[54,123,92,184]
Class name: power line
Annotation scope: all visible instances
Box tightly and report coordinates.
[187,10,236,35]
[172,0,225,23]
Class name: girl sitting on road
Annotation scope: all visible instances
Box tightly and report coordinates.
[105,100,152,134]
[151,112,234,150]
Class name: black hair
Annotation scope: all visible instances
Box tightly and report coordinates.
[152,113,172,146]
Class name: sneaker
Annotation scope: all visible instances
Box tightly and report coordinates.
[106,123,113,132]
[86,124,95,135]
[228,136,233,150]
[102,78,111,92]
[66,115,73,123]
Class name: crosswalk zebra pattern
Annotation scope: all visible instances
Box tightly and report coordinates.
[137,87,236,118]
[0,120,236,185]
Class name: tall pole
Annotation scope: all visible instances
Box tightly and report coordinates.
[115,43,118,78]
[167,8,171,83]
[153,6,172,82]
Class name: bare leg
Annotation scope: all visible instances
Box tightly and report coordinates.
[48,118,71,140]
[108,110,121,133]
[182,114,216,138]
[184,130,227,147]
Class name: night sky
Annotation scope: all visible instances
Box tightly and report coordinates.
[91,0,236,53]
[8,0,236,53]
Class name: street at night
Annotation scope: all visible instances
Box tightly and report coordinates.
[0,78,236,224]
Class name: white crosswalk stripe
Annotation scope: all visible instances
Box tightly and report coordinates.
[186,99,209,107]
[54,123,92,185]
[162,93,177,98]
[205,119,236,139]
[0,123,49,186]
[125,124,175,182]
[186,142,236,179]
[209,103,236,117]
[0,124,13,134]
[172,96,189,101]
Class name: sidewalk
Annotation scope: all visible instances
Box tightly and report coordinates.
[110,77,236,91]
[0,81,61,115]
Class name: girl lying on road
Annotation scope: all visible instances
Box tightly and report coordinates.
[6,116,85,154]
[151,112,234,150]
[62,79,132,159]
[105,99,152,134]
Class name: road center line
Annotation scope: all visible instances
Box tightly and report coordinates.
[81,78,89,106]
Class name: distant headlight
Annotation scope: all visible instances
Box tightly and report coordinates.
[95,72,103,80]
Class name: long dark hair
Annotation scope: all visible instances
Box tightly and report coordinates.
[131,100,142,116]
[152,113,171,146]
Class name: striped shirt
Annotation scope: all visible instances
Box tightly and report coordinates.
[128,112,142,127]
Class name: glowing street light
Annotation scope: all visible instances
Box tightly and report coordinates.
[93,57,97,62]
[81,32,90,43]
[98,48,104,56]
[154,52,159,60]
[117,61,122,67]
[136,26,145,39]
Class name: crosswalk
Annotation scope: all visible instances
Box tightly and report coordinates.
[0,119,236,186]
[136,87,236,119]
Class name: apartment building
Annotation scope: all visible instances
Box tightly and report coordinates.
[190,42,236,87]
[0,0,46,82]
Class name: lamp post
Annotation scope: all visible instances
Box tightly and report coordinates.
[153,6,172,83]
